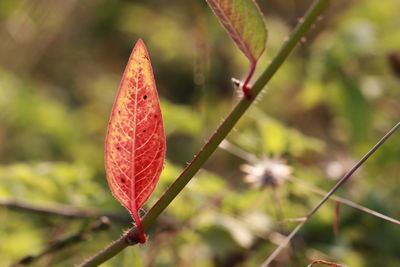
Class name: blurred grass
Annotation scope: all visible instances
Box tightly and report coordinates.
[0,0,399,266]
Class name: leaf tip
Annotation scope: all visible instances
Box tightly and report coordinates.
[134,38,147,53]
[136,38,145,46]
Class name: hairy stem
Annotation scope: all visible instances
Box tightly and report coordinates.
[79,0,331,266]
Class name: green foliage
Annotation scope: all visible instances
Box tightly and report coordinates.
[0,0,399,266]
[0,162,107,207]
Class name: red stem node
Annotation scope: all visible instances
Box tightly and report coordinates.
[242,62,256,99]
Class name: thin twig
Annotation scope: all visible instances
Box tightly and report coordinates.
[220,113,400,260]
[220,140,258,163]
[287,176,400,225]
[0,199,130,224]
[12,217,111,266]
[270,187,285,231]
[261,121,400,266]
[79,0,331,266]
[333,201,340,237]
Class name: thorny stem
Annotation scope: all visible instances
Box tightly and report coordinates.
[261,121,400,267]
[79,0,331,266]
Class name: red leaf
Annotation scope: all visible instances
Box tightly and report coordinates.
[105,39,166,243]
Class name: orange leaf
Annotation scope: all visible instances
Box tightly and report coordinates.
[105,39,166,243]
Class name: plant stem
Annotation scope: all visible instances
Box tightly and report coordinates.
[242,61,256,98]
[305,122,400,220]
[14,217,110,267]
[79,0,331,265]
[0,199,130,223]
[287,176,400,225]
[261,121,400,266]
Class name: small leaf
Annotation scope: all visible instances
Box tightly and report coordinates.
[205,0,267,97]
[105,39,166,243]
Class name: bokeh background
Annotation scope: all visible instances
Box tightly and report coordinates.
[1,0,400,266]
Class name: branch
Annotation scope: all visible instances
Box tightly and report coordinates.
[261,121,400,266]
[79,0,331,265]
[0,199,130,224]
[287,176,400,226]
[221,137,400,227]
[13,217,111,266]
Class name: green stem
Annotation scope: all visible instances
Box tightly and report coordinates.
[79,0,331,266]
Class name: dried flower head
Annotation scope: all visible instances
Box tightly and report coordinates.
[241,157,292,188]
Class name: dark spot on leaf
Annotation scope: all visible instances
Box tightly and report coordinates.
[143,95,147,100]
[143,130,146,132]
[121,178,126,183]
[116,146,121,151]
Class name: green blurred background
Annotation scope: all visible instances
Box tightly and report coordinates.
[0,0,399,266]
